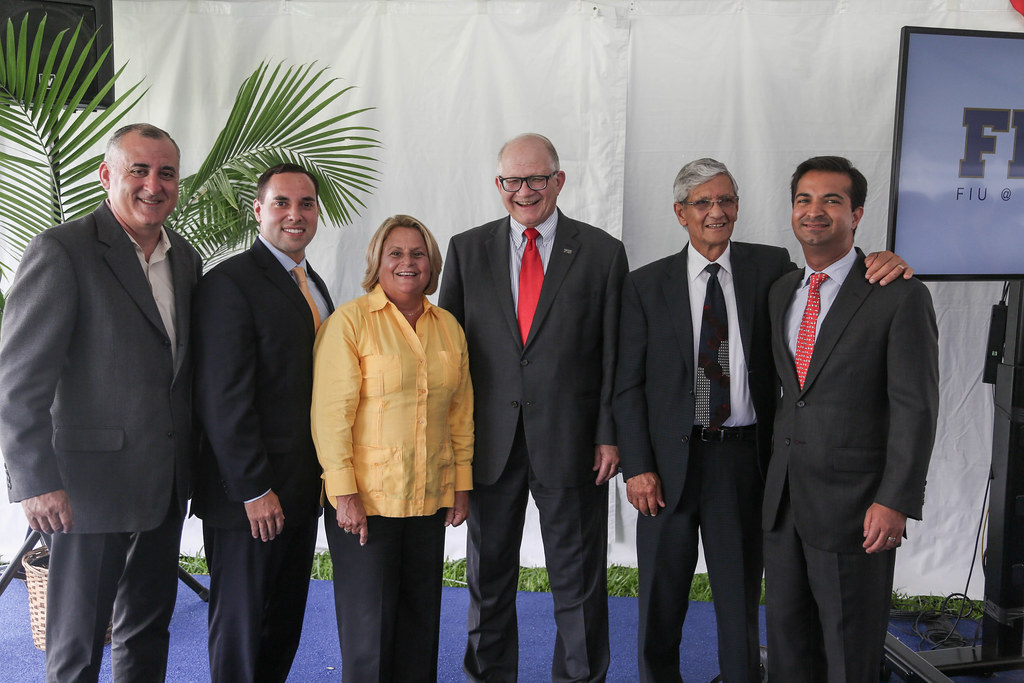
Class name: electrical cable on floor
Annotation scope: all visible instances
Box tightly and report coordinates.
[888,470,990,651]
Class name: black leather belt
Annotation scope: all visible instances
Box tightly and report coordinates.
[692,424,758,442]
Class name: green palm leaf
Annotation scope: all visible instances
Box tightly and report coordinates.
[0,15,145,266]
[171,60,381,264]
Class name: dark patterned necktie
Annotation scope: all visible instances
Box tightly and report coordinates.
[696,263,730,429]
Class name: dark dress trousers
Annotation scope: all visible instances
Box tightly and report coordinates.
[439,210,628,683]
[0,202,202,682]
[763,252,939,683]
[192,239,332,683]
[614,242,793,683]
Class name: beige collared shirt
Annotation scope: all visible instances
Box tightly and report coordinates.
[126,227,178,366]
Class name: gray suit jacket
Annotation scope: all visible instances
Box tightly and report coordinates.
[0,202,202,533]
[614,242,794,510]
[439,210,628,488]
[763,251,939,553]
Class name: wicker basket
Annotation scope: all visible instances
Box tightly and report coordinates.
[22,546,113,651]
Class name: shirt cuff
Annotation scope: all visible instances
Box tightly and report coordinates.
[455,465,474,492]
[323,468,358,499]
[244,489,271,504]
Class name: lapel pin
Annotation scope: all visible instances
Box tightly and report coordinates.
[563,248,573,254]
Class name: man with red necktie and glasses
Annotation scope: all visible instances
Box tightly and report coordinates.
[440,133,628,682]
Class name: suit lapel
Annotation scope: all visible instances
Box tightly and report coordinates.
[770,269,802,390]
[251,240,320,332]
[307,264,335,313]
[167,232,195,377]
[484,219,522,344]
[525,212,579,347]
[96,205,170,342]
[801,255,871,393]
[730,243,757,367]
[660,247,695,376]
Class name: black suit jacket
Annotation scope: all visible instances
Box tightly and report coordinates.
[614,242,794,508]
[439,211,628,488]
[764,251,939,553]
[0,202,201,532]
[192,239,333,530]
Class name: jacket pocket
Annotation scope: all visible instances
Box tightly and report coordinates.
[832,447,883,473]
[53,427,125,452]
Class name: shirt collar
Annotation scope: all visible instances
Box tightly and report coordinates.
[124,225,172,262]
[258,234,309,273]
[802,246,856,288]
[509,211,558,248]
[368,284,433,315]
[686,241,733,283]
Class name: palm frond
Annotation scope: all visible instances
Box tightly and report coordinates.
[0,14,144,267]
[171,60,380,262]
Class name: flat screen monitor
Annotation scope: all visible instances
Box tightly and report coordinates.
[887,26,1024,280]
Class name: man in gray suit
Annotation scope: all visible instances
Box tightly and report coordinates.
[763,156,939,682]
[439,133,628,682]
[0,123,202,682]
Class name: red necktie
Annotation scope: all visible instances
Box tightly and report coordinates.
[795,272,828,388]
[517,228,543,343]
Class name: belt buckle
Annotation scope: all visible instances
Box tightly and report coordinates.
[700,427,724,442]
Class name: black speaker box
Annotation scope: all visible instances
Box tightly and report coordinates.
[0,0,114,109]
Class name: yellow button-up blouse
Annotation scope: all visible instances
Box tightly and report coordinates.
[311,285,473,518]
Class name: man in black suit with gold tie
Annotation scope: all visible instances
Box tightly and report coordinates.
[614,158,914,683]
[192,163,333,682]
[764,156,939,682]
[439,133,628,682]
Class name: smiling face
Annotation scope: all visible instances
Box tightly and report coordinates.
[99,131,180,240]
[377,226,431,303]
[673,173,738,262]
[254,172,319,263]
[496,137,565,228]
[791,169,863,270]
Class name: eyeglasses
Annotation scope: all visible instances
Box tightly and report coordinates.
[498,172,558,193]
[679,196,739,212]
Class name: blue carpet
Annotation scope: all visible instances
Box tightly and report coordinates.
[1,575,1023,681]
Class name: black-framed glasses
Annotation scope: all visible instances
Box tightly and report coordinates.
[680,196,739,212]
[498,172,558,192]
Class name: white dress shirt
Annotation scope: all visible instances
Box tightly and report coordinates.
[784,246,857,360]
[686,242,756,427]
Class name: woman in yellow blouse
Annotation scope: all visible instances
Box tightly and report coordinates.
[311,214,473,682]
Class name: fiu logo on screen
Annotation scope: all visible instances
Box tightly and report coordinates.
[959,108,1024,180]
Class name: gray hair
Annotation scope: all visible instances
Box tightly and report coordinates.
[672,158,738,203]
[105,123,180,163]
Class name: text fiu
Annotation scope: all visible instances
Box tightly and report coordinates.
[959,108,1024,179]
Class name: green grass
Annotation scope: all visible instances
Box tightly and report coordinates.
[177,551,973,616]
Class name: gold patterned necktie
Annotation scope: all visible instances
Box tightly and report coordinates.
[291,266,322,332]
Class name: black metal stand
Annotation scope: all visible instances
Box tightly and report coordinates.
[0,530,42,597]
[884,280,1024,681]
[0,528,209,602]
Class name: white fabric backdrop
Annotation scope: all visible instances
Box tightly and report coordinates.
[2,0,1022,599]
